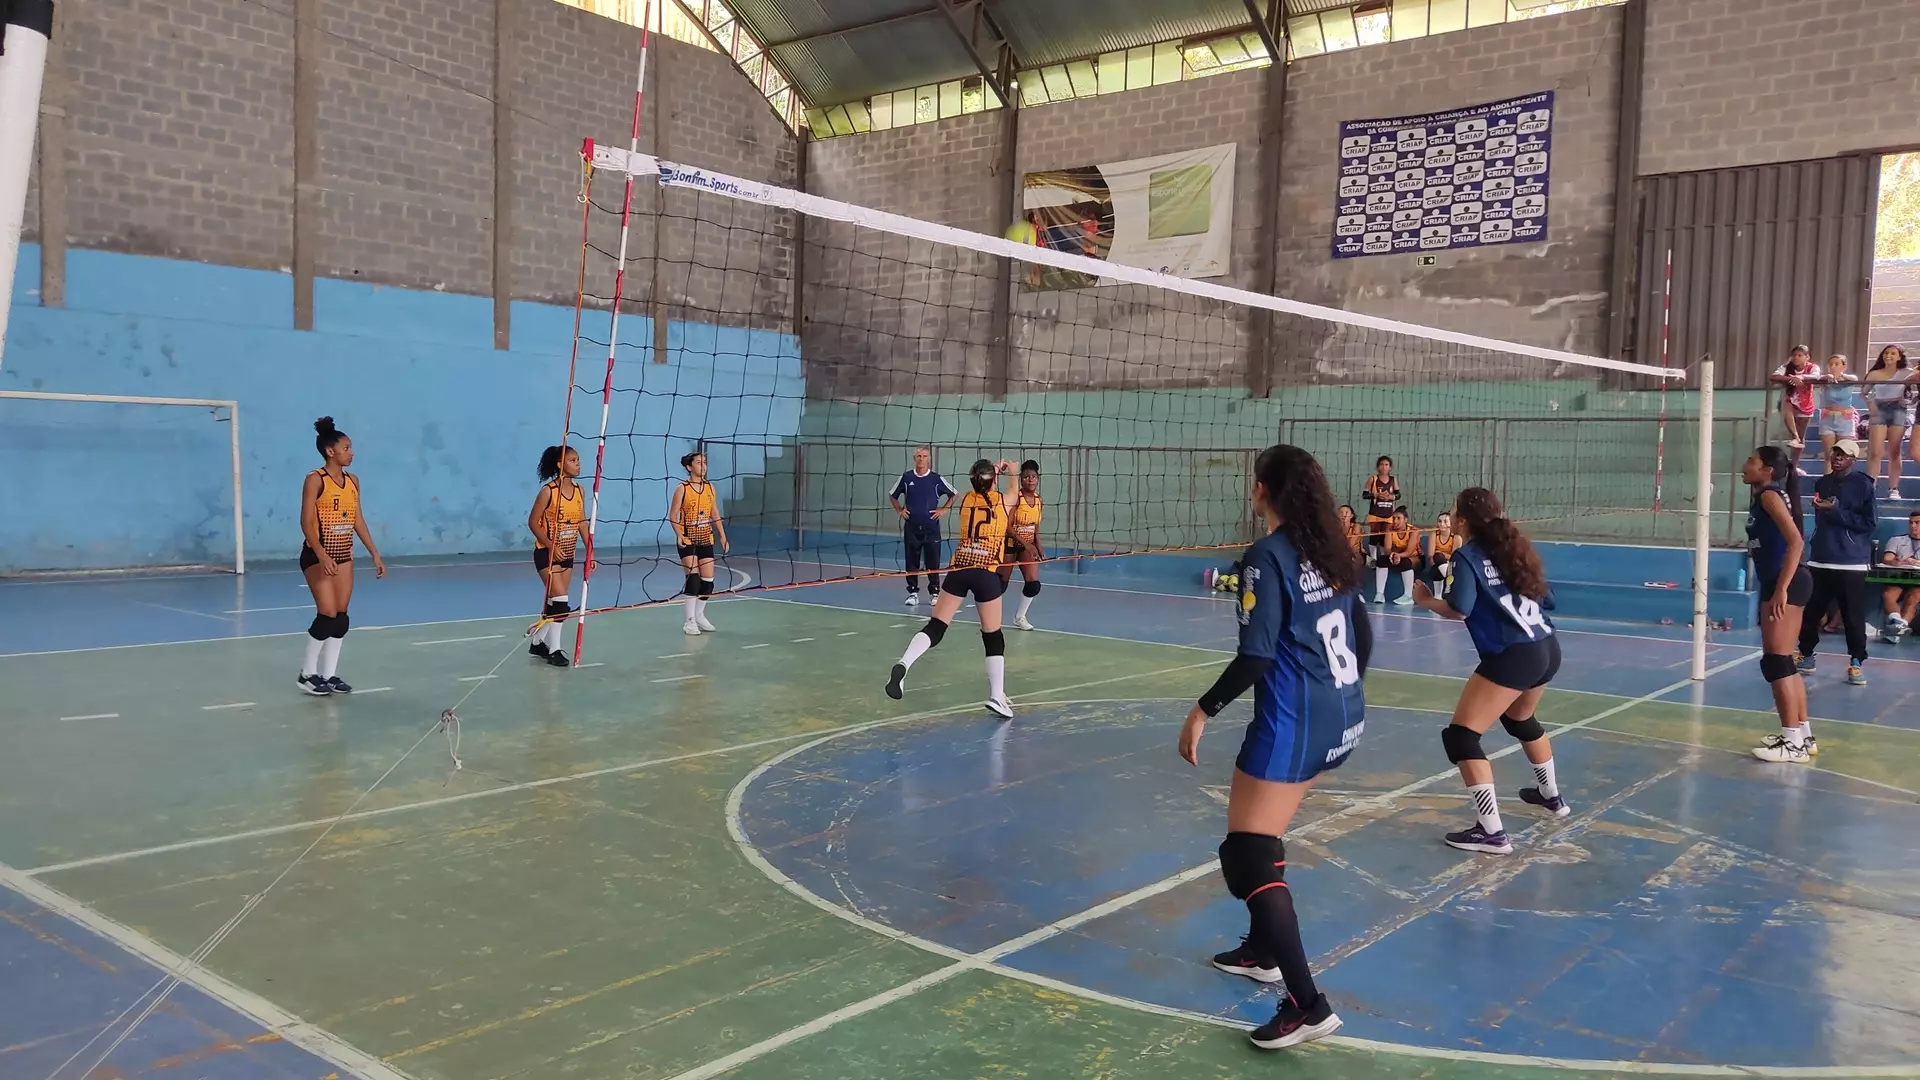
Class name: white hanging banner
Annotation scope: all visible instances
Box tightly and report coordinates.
[1017,143,1237,289]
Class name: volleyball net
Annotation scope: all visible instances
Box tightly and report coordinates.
[554,124,1700,648]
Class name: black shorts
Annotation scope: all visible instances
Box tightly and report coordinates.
[534,548,575,572]
[1475,635,1562,691]
[941,567,1006,603]
[677,542,716,560]
[1759,566,1814,606]
[299,544,348,570]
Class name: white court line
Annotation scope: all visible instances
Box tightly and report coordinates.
[742,643,772,650]
[658,652,692,659]
[791,637,815,643]
[59,713,120,722]
[692,648,1787,1080]
[411,634,506,646]
[652,674,705,684]
[356,687,395,694]
[836,631,859,637]
[134,601,231,622]
[201,702,255,711]
[575,662,606,670]
[0,864,419,1080]
[223,605,314,614]
[455,675,496,683]
[25,662,1216,878]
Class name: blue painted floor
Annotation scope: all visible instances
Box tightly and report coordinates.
[4,551,1918,1076]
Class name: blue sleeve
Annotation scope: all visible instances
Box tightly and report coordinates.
[1844,475,1877,534]
[888,473,907,499]
[1444,560,1478,618]
[938,475,958,498]
[1539,587,1557,612]
[1236,546,1285,659]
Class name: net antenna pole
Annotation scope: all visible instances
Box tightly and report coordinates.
[573,3,653,665]
[1691,356,1714,681]
[0,0,55,372]
[1653,246,1673,512]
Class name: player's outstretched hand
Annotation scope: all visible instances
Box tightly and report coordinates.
[1412,579,1433,602]
[1178,703,1207,766]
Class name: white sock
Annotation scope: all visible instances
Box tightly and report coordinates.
[985,653,1006,701]
[1784,724,1807,748]
[319,636,344,680]
[1374,567,1388,597]
[1801,717,1813,738]
[1468,783,1503,835]
[684,596,698,622]
[1531,758,1559,799]
[1016,593,1035,621]
[302,636,324,678]
[1400,570,1415,597]
[899,631,935,671]
[547,597,569,651]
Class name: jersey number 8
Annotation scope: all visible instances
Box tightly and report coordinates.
[1498,594,1550,639]
[1315,609,1361,688]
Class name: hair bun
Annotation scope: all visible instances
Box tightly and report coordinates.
[314,416,337,435]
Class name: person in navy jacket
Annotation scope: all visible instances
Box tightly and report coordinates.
[889,447,957,605]
[1796,438,1879,685]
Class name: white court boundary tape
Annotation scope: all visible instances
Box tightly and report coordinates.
[702,647,1917,1080]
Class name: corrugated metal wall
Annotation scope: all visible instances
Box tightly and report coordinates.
[1629,156,1878,389]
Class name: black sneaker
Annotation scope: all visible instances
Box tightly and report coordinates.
[885,663,907,700]
[325,676,353,694]
[297,674,332,696]
[1519,787,1569,817]
[529,640,551,658]
[547,650,571,667]
[1210,937,1282,984]
[1249,993,1342,1051]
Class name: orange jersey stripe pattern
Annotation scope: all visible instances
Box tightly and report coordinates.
[542,481,586,560]
[950,490,1008,570]
[1009,494,1042,541]
[313,471,359,561]
[677,482,718,544]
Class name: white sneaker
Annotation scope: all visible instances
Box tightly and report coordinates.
[697,614,717,633]
[1013,615,1034,631]
[683,620,701,636]
[905,592,920,606]
[985,695,1013,719]
[1393,596,1415,606]
[1371,594,1386,605]
[1752,733,1811,763]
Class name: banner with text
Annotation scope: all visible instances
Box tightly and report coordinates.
[1019,143,1237,290]
[1332,91,1553,259]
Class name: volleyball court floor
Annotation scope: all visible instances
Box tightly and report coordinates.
[2,554,1917,1080]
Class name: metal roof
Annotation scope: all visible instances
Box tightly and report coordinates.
[721,0,1279,108]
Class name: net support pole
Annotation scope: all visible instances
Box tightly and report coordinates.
[1691,358,1714,681]
[573,3,652,664]
[229,400,245,574]
[0,0,55,372]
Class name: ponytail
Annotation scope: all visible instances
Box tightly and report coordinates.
[1454,487,1548,601]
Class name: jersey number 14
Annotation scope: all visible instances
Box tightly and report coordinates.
[1315,610,1361,688]
[1498,594,1550,638]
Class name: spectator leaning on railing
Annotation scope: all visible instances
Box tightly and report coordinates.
[1796,439,1879,686]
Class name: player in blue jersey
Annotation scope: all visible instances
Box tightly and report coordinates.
[1178,444,1369,1052]
[1411,487,1566,855]
[1744,445,1814,762]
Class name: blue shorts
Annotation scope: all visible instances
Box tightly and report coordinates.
[1235,703,1365,784]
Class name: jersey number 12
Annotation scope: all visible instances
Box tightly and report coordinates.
[1315,610,1361,688]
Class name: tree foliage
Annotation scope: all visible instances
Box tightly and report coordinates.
[1879,153,1920,261]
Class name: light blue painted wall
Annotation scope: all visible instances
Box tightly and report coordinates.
[1,245,801,572]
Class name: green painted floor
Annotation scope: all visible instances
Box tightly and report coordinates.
[3,599,1913,1080]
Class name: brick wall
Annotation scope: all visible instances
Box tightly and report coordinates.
[25,0,793,327]
[1277,5,1622,360]
[803,109,1004,397]
[56,0,295,269]
[1640,0,1920,176]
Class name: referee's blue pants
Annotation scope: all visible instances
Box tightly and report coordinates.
[904,522,942,592]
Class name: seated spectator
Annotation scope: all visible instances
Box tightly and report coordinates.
[1379,508,1421,606]
[1882,510,1920,640]
[1427,510,1461,584]
[1339,504,1366,561]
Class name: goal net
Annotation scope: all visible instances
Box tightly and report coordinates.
[555,138,1690,640]
[0,391,245,575]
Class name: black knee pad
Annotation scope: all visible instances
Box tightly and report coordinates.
[329,611,350,638]
[1760,652,1798,683]
[982,628,1006,657]
[684,573,701,596]
[1442,724,1486,764]
[308,614,330,641]
[1500,713,1546,743]
[544,599,570,619]
[700,577,715,596]
[921,618,948,647]
[1217,831,1286,900]
[1022,580,1041,598]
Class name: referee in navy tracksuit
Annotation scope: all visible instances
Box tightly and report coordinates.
[1797,438,1879,685]
[890,447,957,606]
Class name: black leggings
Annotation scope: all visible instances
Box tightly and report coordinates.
[904,523,942,592]
[1799,567,1870,663]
